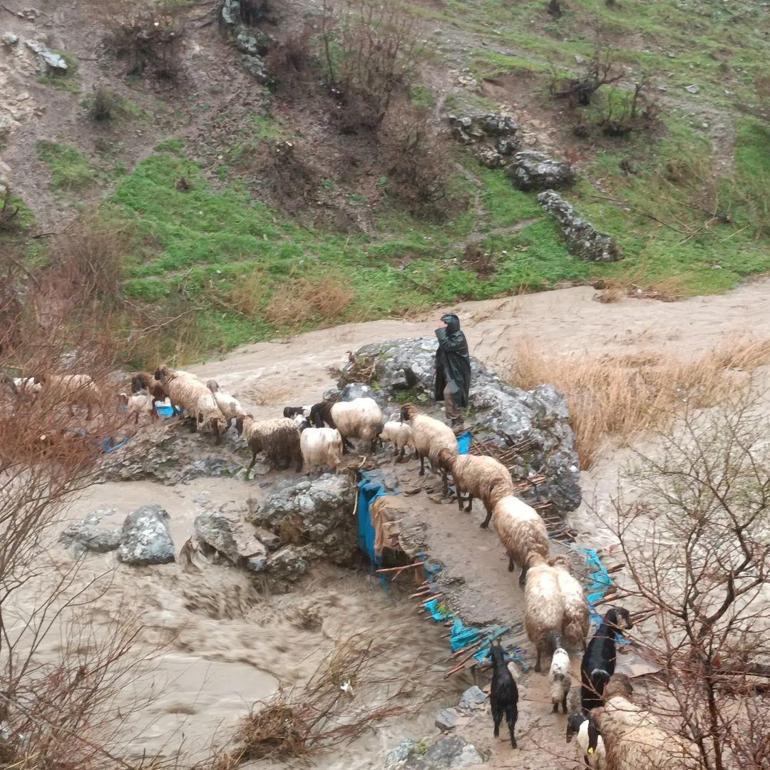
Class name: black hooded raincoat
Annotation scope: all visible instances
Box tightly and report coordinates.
[434,314,471,408]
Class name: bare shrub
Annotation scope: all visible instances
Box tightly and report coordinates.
[104,9,184,83]
[323,0,419,132]
[0,185,20,232]
[227,270,268,319]
[379,104,456,221]
[264,26,313,93]
[213,634,422,767]
[265,276,354,329]
[86,86,119,122]
[600,74,659,137]
[604,393,770,770]
[259,140,319,215]
[550,43,623,106]
[508,337,770,468]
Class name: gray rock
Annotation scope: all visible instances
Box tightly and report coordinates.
[435,708,458,731]
[458,685,488,711]
[253,525,281,551]
[266,545,309,584]
[341,339,581,513]
[448,113,520,163]
[506,150,574,191]
[2,32,18,46]
[537,190,621,262]
[402,735,485,769]
[385,739,417,769]
[117,505,175,566]
[60,508,121,555]
[0,114,13,139]
[685,84,700,94]
[194,512,268,568]
[25,40,67,71]
[247,474,357,564]
[242,54,269,83]
[220,0,241,27]
[475,147,505,169]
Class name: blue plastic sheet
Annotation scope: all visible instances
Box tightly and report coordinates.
[456,431,472,455]
[579,547,630,645]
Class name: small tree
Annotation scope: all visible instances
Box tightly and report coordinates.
[551,43,623,106]
[605,390,770,770]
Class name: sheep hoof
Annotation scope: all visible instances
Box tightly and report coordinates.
[480,521,490,529]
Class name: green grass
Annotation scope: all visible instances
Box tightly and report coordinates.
[38,52,80,92]
[36,141,96,190]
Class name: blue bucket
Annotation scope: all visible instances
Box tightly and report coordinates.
[155,404,176,418]
[456,431,472,454]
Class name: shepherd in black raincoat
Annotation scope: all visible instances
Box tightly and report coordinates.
[434,313,471,427]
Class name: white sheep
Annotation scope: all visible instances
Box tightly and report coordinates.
[206,379,246,429]
[549,646,572,714]
[380,419,414,461]
[8,377,42,398]
[118,390,157,424]
[35,373,101,419]
[436,449,514,527]
[491,494,550,587]
[594,675,702,770]
[524,554,565,672]
[300,426,344,473]
[236,415,302,476]
[551,554,590,651]
[309,397,384,453]
[399,403,457,495]
[155,367,225,442]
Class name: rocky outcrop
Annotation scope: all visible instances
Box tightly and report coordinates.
[448,113,520,169]
[99,425,247,485]
[339,339,581,513]
[25,40,67,72]
[506,150,574,191]
[537,190,621,262]
[220,0,271,83]
[386,736,485,769]
[60,508,121,555]
[247,474,357,567]
[117,505,175,566]
[194,510,268,573]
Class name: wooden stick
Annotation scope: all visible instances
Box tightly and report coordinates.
[375,561,424,574]
[409,588,433,599]
[418,594,442,605]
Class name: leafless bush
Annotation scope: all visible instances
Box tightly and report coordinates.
[104,9,184,83]
[213,634,422,767]
[322,0,419,132]
[600,74,659,137]
[604,392,770,770]
[550,44,623,106]
[379,104,456,221]
[87,86,119,122]
[264,26,313,93]
[265,275,354,329]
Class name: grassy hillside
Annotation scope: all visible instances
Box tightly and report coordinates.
[3,0,769,362]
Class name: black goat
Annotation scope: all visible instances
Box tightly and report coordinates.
[309,401,336,429]
[488,641,518,748]
[580,607,633,712]
[282,406,305,418]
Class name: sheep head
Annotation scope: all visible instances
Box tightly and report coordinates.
[565,713,585,743]
[603,673,633,700]
[606,606,633,634]
[436,447,456,471]
[206,379,220,393]
[400,403,418,422]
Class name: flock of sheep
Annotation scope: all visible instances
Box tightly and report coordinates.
[3,366,702,769]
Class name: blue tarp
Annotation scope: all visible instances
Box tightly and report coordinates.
[579,546,630,645]
[357,470,396,566]
[456,431,472,455]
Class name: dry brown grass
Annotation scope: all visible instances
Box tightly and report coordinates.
[509,337,770,468]
[227,270,267,319]
[265,276,354,329]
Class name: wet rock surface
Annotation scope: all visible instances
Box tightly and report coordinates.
[340,339,581,513]
[247,473,357,566]
[506,150,575,191]
[386,735,486,769]
[448,113,520,169]
[60,507,121,555]
[538,190,621,262]
[117,505,175,566]
[194,508,268,571]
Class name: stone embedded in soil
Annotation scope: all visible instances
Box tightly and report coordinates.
[2,32,18,46]
[265,544,308,584]
[60,508,121,555]
[247,473,357,565]
[435,708,459,731]
[340,339,582,513]
[117,505,175,566]
[537,190,621,263]
[506,150,575,191]
[400,735,485,769]
[457,685,488,711]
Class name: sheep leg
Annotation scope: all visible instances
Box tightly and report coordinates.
[508,554,515,572]
[491,702,502,738]
[518,565,528,588]
[505,703,517,748]
[464,495,473,513]
[480,505,493,529]
[442,471,449,497]
[419,455,425,476]
[456,490,464,512]
[561,692,568,714]
[398,445,405,461]
[246,451,257,480]
[535,646,542,673]
[552,701,559,714]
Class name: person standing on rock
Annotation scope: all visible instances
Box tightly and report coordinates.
[434,313,471,429]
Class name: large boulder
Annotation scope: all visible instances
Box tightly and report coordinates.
[506,150,574,191]
[537,190,621,262]
[340,339,581,513]
[194,511,268,573]
[247,474,357,565]
[117,505,175,566]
